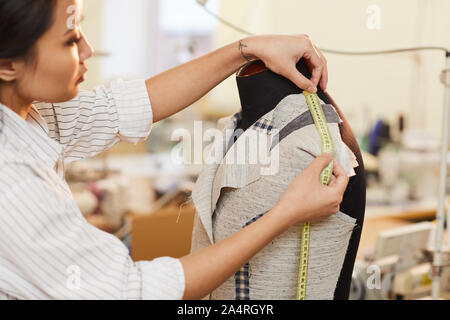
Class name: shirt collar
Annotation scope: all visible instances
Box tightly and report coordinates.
[0,102,62,166]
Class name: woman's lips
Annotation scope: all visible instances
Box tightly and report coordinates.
[77,74,86,84]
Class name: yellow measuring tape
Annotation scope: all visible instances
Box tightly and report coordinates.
[296,91,334,300]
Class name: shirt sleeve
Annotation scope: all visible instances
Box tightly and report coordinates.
[34,79,153,164]
[0,164,185,300]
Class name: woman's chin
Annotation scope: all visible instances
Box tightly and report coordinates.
[48,89,79,103]
[72,87,80,97]
[64,87,80,101]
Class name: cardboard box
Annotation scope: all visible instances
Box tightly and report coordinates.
[130,201,195,261]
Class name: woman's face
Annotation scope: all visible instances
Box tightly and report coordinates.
[16,0,93,103]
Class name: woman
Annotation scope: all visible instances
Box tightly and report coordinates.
[0,0,349,300]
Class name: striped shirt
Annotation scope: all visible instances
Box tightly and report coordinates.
[0,79,185,300]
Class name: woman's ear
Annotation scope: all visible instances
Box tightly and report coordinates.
[0,59,24,82]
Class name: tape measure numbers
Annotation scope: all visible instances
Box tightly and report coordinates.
[296,91,334,300]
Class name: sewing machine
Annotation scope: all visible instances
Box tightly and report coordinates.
[350,222,450,299]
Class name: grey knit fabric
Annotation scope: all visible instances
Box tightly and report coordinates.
[190,93,359,300]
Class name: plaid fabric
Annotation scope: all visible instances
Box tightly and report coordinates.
[235,263,250,300]
[252,118,273,133]
[232,112,242,125]
[231,111,273,133]
[235,211,268,300]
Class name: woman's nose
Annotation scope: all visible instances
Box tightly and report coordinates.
[78,31,94,62]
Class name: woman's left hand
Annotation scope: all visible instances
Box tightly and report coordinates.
[242,34,328,93]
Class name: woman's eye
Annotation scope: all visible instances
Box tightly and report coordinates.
[67,37,81,46]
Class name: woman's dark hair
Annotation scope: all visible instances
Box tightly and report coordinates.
[0,0,57,60]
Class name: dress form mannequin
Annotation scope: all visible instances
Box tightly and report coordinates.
[234,59,366,299]
[235,59,330,130]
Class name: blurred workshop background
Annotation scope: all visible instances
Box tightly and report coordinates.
[70,0,450,300]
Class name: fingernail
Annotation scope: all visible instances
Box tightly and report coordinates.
[307,86,317,93]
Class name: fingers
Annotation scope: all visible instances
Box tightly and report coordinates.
[315,46,328,91]
[302,41,324,91]
[309,45,324,88]
[329,160,349,194]
[330,174,337,185]
[320,63,328,92]
[288,36,325,92]
[332,159,347,179]
[310,68,322,92]
[264,34,328,93]
[301,42,328,92]
[288,68,316,93]
[307,45,328,92]
[307,152,333,175]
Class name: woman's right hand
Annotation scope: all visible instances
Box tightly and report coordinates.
[274,152,349,227]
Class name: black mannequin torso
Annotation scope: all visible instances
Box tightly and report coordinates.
[235,59,332,134]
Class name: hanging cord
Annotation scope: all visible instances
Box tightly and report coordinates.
[199,2,254,37]
[320,47,448,56]
[197,1,449,56]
